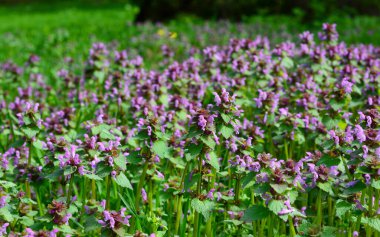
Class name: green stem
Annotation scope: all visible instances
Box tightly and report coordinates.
[193,155,203,237]
[91,179,96,201]
[36,187,43,216]
[328,196,333,226]
[105,175,111,210]
[315,189,322,227]
[66,176,74,206]
[288,216,297,237]
[175,162,189,235]
[148,179,153,214]
[284,139,289,160]
[80,177,87,221]
[234,175,240,203]
[135,161,149,213]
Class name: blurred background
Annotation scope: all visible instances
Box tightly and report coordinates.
[0,0,379,71]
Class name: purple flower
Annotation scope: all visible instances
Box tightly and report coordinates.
[0,223,8,236]
[366,116,372,127]
[141,188,147,203]
[341,78,353,94]
[213,92,222,106]
[207,189,215,200]
[354,125,366,143]
[198,115,207,131]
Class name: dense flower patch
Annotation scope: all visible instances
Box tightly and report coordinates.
[0,23,379,236]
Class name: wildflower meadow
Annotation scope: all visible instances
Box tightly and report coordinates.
[0,20,379,237]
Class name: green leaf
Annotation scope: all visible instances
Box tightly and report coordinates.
[270,184,288,194]
[187,125,203,139]
[241,205,270,222]
[46,168,64,181]
[84,173,102,181]
[184,143,203,161]
[335,200,352,219]
[220,125,234,139]
[371,180,380,190]
[200,136,216,150]
[253,183,271,194]
[206,152,220,171]
[126,151,142,164]
[152,140,170,158]
[21,127,39,139]
[191,198,214,221]
[0,207,14,222]
[344,181,366,195]
[316,155,340,167]
[100,130,115,140]
[184,173,199,191]
[268,199,285,215]
[321,226,338,237]
[114,154,126,171]
[0,180,16,188]
[221,113,231,123]
[242,172,256,189]
[84,216,101,232]
[318,182,334,196]
[115,173,133,190]
[322,115,336,130]
[96,163,113,178]
[64,166,76,176]
[32,139,44,150]
[330,99,345,111]
[281,57,294,68]
[362,217,380,232]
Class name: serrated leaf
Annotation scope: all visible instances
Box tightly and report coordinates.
[241,205,270,222]
[316,155,340,167]
[335,200,352,219]
[200,136,216,150]
[371,180,380,190]
[268,199,285,215]
[330,99,345,111]
[22,127,39,139]
[185,143,203,161]
[207,152,220,171]
[46,168,64,181]
[318,182,334,196]
[114,154,126,171]
[362,217,380,232]
[184,173,199,191]
[152,140,170,158]
[191,198,214,220]
[321,226,338,237]
[84,173,102,180]
[64,166,77,176]
[270,184,288,194]
[115,173,133,189]
[100,130,115,140]
[187,125,203,139]
[221,113,231,123]
[322,115,335,130]
[96,163,113,178]
[253,183,271,194]
[344,181,366,195]
[220,125,234,139]
[0,207,14,222]
[0,180,16,188]
[242,172,255,189]
[33,139,44,150]
[281,57,294,68]
[126,151,141,164]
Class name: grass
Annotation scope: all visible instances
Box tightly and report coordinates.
[0,4,379,73]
